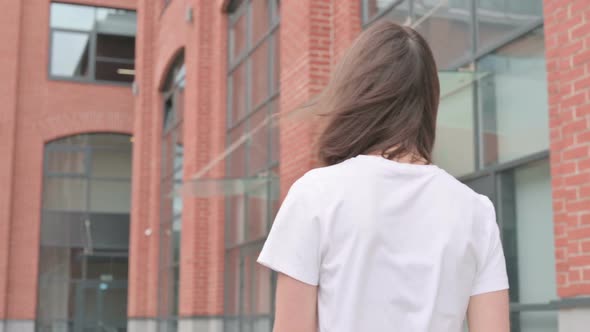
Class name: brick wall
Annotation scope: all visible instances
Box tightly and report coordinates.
[0,0,136,320]
[544,0,590,297]
[129,0,229,318]
[0,0,23,320]
[279,0,360,196]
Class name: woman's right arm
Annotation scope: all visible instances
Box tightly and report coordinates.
[467,289,510,332]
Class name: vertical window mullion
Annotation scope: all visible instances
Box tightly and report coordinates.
[89,25,98,81]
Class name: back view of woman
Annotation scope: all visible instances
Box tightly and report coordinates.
[257,21,509,332]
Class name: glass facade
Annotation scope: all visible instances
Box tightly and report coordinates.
[226,0,280,331]
[37,134,132,332]
[158,55,186,332]
[49,2,137,83]
[362,1,553,331]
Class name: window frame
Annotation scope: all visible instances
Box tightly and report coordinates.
[225,1,280,331]
[158,55,186,327]
[37,133,133,331]
[48,2,137,85]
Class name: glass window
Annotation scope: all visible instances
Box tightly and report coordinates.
[433,71,476,177]
[50,31,90,77]
[364,0,400,21]
[477,0,543,52]
[159,57,185,330]
[50,3,95,30]
[225,0,280,329]
[478,28,548,165]
[413,0,472,69]
[38,134,132,331]
[49,3,137,83]
[499,160,557,331]
[376,0,411,25]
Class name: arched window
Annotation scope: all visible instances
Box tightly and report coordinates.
[158,53,185,332]
[37,133,132,331]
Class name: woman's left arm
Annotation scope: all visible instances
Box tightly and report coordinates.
[273,273,318,332]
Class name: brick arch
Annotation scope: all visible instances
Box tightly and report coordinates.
[36,111,133,144]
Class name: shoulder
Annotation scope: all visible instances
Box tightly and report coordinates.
[433,170,488,202]
[291,161,352,190]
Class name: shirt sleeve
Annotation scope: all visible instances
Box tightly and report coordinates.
[257,177,321,286]
[471,196,510,296]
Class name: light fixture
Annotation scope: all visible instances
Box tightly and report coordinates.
[117,68,135,75]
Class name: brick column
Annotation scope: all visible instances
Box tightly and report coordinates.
[0,0,22,327]
[128,0,158,330]
[332,0,362,64]
[279,0,334,193]
[544,0,590,330]
[176,1,227,331]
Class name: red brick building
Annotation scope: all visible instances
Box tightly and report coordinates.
[1,0,590,331]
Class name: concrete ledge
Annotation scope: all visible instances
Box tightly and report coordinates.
[559,307,590,332]
[0,320,34,332]
[178,317,224,332]
[128,318,158,332]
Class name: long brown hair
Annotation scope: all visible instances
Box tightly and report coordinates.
[317,21,440,166]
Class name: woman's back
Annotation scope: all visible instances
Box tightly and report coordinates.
[258,155,508,331]
[258,20,509,332]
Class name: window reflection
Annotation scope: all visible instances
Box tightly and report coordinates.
[477,0,543,51]
[365,0,400,20]
[413,0,471,69]
[478,28,548,165]
[433,71,477,177]
[499,161,557,332]
[51,32,90,77]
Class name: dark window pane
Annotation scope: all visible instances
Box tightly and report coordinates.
[251,40,270,108]
[414,0,471,69]
[95,60,135,83]
[477,0,543,52]
[478,29,548,165]
[252,0,270,43]
[85,255,129,280]
[51,31,90,78]
[230,64,248,125]
[95,8,137,37]
[96,34,135,59]
[50,3,95,30]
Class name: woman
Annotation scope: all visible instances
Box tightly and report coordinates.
[258,21,509,332]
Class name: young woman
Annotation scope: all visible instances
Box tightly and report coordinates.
[258,21,509,332]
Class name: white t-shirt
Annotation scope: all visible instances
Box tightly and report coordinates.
[258,155,509,332]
